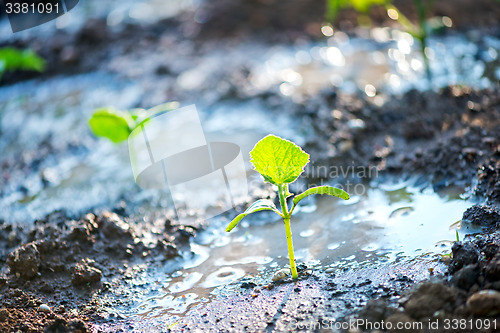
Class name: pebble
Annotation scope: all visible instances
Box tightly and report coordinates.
[264,283,274,290]
[325,268,336,274]
[467,290,500,316]
[241,281,257,289]
[39,304,51,313]
[271,268,290,282]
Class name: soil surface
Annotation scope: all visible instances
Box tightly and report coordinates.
[0,1,499,332]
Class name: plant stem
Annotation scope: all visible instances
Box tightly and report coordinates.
[413,0,431,79]
[419,35,431,80]
[284,217,298,279]
[278,184,288,216]
[278,184,298,279]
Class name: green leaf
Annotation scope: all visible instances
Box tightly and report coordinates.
[226,199,282,232]
[89,102,180,144]
[250,135,310,186]
[327,0,388,21]
[88,108,133,143]
[293,186,349,206]
[351,0,387,12]
[0,47,45,78]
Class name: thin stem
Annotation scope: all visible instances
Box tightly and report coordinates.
[284,217,298,279]
[278,184,298,279]
[413,0,431,79]
[278,184,289,217]
[419,35,431,80]
[385,3,431,79]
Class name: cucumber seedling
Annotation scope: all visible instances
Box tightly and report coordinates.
[88,102,179,143]
[226,135,349,279]
[0,47,45,80]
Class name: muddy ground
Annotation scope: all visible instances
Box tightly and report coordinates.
[1,0,500,332]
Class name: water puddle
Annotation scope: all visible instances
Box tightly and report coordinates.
[0,78,301,222]
[247,30,499,99]
[128,182,474,320]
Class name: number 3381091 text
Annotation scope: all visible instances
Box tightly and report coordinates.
[5,2,60,14]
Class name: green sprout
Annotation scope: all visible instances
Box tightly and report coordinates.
[166,321,179,331]
[88,102,179,143]
[225,135,349,279]
[0,47,46,80]
[325,0,387,24]
[325,0,450,78]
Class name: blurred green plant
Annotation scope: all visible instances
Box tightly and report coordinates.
[326,0,387,24]
[88,102,179,143]
[225,135,349,279]
[325,0,450,77]
[0,47,46,80]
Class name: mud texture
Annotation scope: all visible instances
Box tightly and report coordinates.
[0,211,194,332]
[278,85,500,207]
[354,226,500,332]
[462,205,500,228]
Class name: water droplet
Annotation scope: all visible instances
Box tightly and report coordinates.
[327,242,341,250]
[299,229,315,238]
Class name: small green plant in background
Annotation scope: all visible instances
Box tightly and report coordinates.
[226,135,349,279]
[325,0,387,25]
[88,102,179,143]
[0,47,46,80]
[325,0,451,77]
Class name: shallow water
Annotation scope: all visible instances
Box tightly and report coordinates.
[0,75,304,222]
[128,182,474,320]
[246,30,499,99]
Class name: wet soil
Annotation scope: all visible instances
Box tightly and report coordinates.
[302,85,500,203]
[0,210,197,332]
[0,1,499,332]
[353,224,500,333]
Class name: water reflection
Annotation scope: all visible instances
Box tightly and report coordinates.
[133,183,472,319]
[249,28,499,97]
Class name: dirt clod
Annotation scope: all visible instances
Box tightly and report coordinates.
[404,283,456,319]
[71,259,102,286]
[450,241,480,271]
[7,242,41,279]
[450,264,480,291]
[462,205,500,227]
